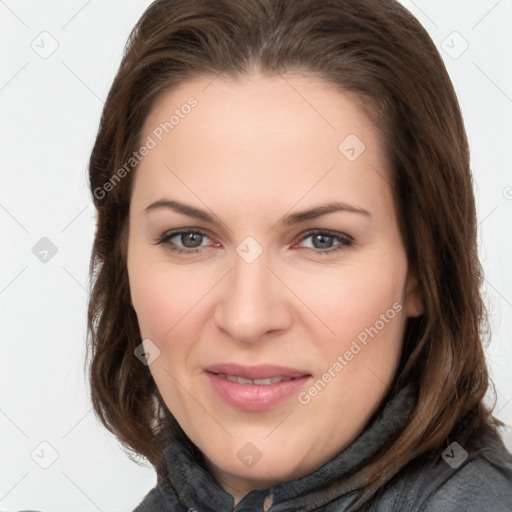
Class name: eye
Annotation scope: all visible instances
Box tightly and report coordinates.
[153,228,353,256]
[295,229,353,255]
[154,228,214,255]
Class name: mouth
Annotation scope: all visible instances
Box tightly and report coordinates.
[213,373,298,385]
[203,363,312,411]
[204,362,310,379]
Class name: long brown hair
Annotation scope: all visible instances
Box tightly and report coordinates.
[85,0,505,508]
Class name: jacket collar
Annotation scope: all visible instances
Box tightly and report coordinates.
[156,382,417,511]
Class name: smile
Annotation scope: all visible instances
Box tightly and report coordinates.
[203,365,312,411]
[214,373,296,385]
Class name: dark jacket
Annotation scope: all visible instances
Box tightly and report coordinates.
[132,383,512,511]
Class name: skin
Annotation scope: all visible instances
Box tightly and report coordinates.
[126,71,423,506]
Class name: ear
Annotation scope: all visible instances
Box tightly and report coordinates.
[404,270,423,318]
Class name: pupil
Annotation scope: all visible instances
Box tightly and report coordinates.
[314,234,332,249]
[183,233,202,248]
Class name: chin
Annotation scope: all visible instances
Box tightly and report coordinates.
[209,435,318,483]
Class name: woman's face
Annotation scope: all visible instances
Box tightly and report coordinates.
[127,72,422,500]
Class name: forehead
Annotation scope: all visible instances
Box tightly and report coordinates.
[143,71,381,154]
[133,73,392,217]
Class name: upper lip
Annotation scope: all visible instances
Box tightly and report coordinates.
[204,363,311,380]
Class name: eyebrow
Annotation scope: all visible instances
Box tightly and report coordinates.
[144,199,371,225]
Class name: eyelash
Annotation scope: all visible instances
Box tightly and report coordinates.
[154,228,353,256]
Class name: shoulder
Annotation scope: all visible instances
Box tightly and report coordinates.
[418,453,512,512]
[131,485,175,512]
[374,433,512,512]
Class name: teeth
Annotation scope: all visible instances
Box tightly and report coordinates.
[253,378,276,385]
[217,373,294,385]
[231,376,253,384]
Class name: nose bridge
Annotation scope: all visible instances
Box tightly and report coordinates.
[215,241,289,342]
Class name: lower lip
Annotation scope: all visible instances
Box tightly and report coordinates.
[204,372,311,411]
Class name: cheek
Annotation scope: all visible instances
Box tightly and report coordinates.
[129,267,205,405]
[306,268,406,403]
[128,256,222,371]
[130,267,195,340]
[303,260,406,343]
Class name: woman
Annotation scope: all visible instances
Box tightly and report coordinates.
[86,0,512,510]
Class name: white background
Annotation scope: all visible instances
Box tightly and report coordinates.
[1,0,511,510]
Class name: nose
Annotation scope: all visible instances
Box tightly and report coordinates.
[213,247,292,344]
